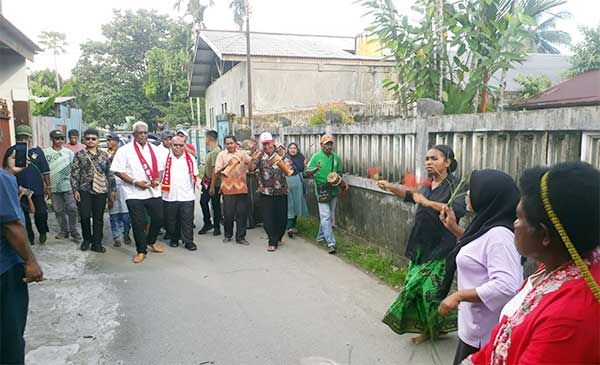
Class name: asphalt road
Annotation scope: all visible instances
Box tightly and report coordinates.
[24,209,457,365]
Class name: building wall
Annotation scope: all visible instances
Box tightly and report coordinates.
[0,51,28,152]
[204,62,249,129]
[204,60,397,127]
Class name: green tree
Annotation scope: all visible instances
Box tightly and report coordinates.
[38,31,67,90]
[514,74,552,99]
[173,0,213,27]
[520,0,571,54]
[29,69,60,97]
[566,25,600,77]
[230,0,247,31]
[72,10,192,129]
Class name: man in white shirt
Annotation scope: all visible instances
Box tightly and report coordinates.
[110,121,167,263]
[161,136,199,251]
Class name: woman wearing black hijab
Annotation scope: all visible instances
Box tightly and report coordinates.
[437,170,523,364]
[285,143,309,237]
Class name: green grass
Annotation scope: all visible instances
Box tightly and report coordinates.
[296,217,407,288]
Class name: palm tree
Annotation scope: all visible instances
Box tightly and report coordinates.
[38,31,67,90]
[173,0,214,29]
[230,0,247,31]
[520,0,572,54]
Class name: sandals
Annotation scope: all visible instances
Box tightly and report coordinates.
[267,245,276,252]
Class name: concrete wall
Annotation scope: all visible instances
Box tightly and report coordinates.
[205,60,397,127]
[252,106,600,262]
[204,62,249,129]
[0,50,28,145]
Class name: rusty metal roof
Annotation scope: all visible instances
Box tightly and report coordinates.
[511,69,600,109]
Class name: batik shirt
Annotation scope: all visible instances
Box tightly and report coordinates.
[256,152,289,196]
[71,149,116,194]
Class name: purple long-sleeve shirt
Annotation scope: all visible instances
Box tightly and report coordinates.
[456,226,523,348]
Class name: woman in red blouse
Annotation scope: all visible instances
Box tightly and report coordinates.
[464,161,600,365]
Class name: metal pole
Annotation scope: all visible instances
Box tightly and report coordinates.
[245,0,254,136]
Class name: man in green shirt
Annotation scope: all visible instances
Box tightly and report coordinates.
[306,134,343,254]
[43,130,81,241]
[198,130,222,236]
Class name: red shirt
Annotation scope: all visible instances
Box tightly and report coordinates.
[467,248,600,365]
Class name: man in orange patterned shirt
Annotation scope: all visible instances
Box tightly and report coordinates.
[214,135,252,245]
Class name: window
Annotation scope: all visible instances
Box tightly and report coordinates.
[240,104,245,117]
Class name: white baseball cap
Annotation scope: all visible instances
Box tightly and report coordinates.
[259,132,273,144]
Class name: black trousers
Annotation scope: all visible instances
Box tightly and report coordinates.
[260,194,288,246]
[200,185,221,227]
[164,200,195,245]
[78,191,107,245]
[223,194,249,241]
[0,264,29,365]
[20,194,48,243]
[246,175,262,227]
[453,338,480,365]
[126,197,163,254]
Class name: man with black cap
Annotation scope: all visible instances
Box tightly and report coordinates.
[2,125,51,245]
[43,130,81,241]
[198,129,221,236]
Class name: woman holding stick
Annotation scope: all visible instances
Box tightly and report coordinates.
[378,144,466,344]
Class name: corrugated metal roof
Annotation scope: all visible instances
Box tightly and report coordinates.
[0,14,42,61]
[200,30,381,60]
[511,70,600,109]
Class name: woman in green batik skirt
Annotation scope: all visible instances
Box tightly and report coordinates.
[377,145,466,344]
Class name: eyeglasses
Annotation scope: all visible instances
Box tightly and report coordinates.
[85,137,98,141]
[173,144,185,147]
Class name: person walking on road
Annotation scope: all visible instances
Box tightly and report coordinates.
[215,135,251,245]
[162,136,199,251]
[107,134,131,247]
[285,142,309,238]
[305,134,344,254]
[71,128,116,253]
[198,129,222,236]
[43,130,81,242]
[2,125,51,246]
[250,133,290,252]
[111,121,167,263]
[0,149,44,365]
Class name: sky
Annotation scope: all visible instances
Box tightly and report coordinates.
[2,0,599,78]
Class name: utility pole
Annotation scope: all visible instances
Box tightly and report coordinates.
[245,0,254,136]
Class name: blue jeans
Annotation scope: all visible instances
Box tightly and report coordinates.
[316,197,337,247]
[109,212,131,241]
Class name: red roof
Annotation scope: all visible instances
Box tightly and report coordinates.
[511,69,600,109]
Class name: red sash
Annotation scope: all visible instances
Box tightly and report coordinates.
[162,151,196,192]
[134,141,158,182]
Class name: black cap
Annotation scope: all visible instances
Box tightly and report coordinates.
[206,129,218,139]
[106,134,120,141]
[50,130,66,139]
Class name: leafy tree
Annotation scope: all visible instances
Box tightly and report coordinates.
[566,25,600,77]
[72,10,193,129]
[520,0,571,54]
[38,31,67,90]
[173,0,213,28]
[29,69,60,97]
[514,74,552,99]
[230,0,247,31]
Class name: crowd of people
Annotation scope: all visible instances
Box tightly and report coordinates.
[1,122,599,364]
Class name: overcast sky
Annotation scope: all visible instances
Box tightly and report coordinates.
[3,0,598,78]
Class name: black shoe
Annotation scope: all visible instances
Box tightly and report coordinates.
[213,227,221,236]
[80,240,91,251]
[169,241,179,248]
[124,235,132,245]
[184,242,197,251]
[236,239,250,246]
[39,233,47,245]
[113,240,122,247]
[91,244,106,253]
[198,224,214,235]
[223,237,232,243]
[328,245,337,254]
